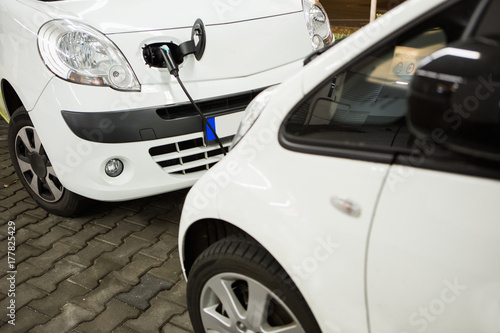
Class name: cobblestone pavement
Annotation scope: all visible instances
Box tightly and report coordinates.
[0,122,194,332]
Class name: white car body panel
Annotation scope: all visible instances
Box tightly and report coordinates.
[369,166,500,333]
[181,74,389,332]
[0,0,316,201]
[180,0,500,332]
[0,1,53,112]
[19,0,304,34]
[214,147,389,333]
[29,58,304,201]
[110,12,311,84]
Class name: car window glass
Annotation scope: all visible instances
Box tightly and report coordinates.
[282,1,477,155]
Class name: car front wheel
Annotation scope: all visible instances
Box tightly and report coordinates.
[187,234,321,333]
[8,107,89,216]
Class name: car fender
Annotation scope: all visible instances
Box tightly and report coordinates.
[0,0,53,113]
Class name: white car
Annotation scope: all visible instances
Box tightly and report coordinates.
[0,0,332,216]
[179,0,500,332]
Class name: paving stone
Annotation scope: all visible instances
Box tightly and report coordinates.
[1,202,38,222]
[29,280,89,317]
[148,192,183,211]
[0,307,50,333]
[115,252,162,285]
[69,257,123,290]
[0,190,29,209]
[30,303,95,333]
[139,233,177,261]
[22,194,36,203]
[123,206,165,227]
[0,283,46,311]
[13,243,44,263]
[124,296,184,333]
[24,207,49,220]
[5,213,41,230]
[0,129,192,333]
[59,224,107,249]
[0,179,23,197]
[73,274,132,313]
[0,262,44,293]
[161,323,192,333]
[156,208,182,225]
[130,219,175,243]
[147,255,182,285]
[102,237,151,266]
[27,260,84,293]
[91,210,134,229]
[169,311,194,332]
[9,227,41,244]
[65,240,116,268]
[58,215,103,232]
[96,221,143,247]
[116,274,174,310]
[25,242,76,271]
[25,216,64,235]
[158,278,187,308]
[112,325,140,333]
[118,197,154,214]
[75,299,140,333]
[27,226,75,250]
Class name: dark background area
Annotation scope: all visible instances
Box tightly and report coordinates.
[323,0,406,27]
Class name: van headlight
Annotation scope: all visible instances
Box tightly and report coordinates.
[231,86,278,149]
[38,20,140,91]
[303,0,333,50]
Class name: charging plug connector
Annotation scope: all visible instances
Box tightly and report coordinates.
[160,45,179,77]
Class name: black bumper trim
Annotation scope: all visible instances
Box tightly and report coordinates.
[61,88,266,144]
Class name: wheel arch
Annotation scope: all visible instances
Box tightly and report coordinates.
[182,218,254,277]
[1,79,24,119]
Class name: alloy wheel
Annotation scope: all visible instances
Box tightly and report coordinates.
[200,272,306,333]
[14,126,64,203]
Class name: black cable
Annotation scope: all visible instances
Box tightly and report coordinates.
[175,75,226,156]
[160,46,227,156]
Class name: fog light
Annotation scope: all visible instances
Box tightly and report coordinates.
[105,159,124,177]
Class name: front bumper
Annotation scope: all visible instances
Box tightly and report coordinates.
[27,59,302,202]
[61,88,265,143]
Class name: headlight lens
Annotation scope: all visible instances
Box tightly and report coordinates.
[38,20,140,91]
[303,0,333,50]
[230,86,278,149]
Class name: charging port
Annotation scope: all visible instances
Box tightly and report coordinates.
[143,43,184,68]
[143,19,206,68]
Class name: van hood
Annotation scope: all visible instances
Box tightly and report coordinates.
[29,0,304,34]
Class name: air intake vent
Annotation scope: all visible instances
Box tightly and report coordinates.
[156,88,265,120]
[149,133,231,175]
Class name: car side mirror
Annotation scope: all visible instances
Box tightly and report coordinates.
[407,39,500,162]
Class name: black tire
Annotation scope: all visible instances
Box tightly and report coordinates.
[187,234,322,333]
[8,107,89,216]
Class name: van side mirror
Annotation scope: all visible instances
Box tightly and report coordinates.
[407,39,500,162]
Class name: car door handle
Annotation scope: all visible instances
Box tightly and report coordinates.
[331,196,361,218]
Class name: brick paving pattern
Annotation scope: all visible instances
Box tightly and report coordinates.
[0,122,194,332]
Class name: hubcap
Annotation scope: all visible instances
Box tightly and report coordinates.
[14,126,64,203]
[30,152,47,179]
[200,273,305,333]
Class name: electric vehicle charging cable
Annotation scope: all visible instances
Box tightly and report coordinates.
[160,45,227,156]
